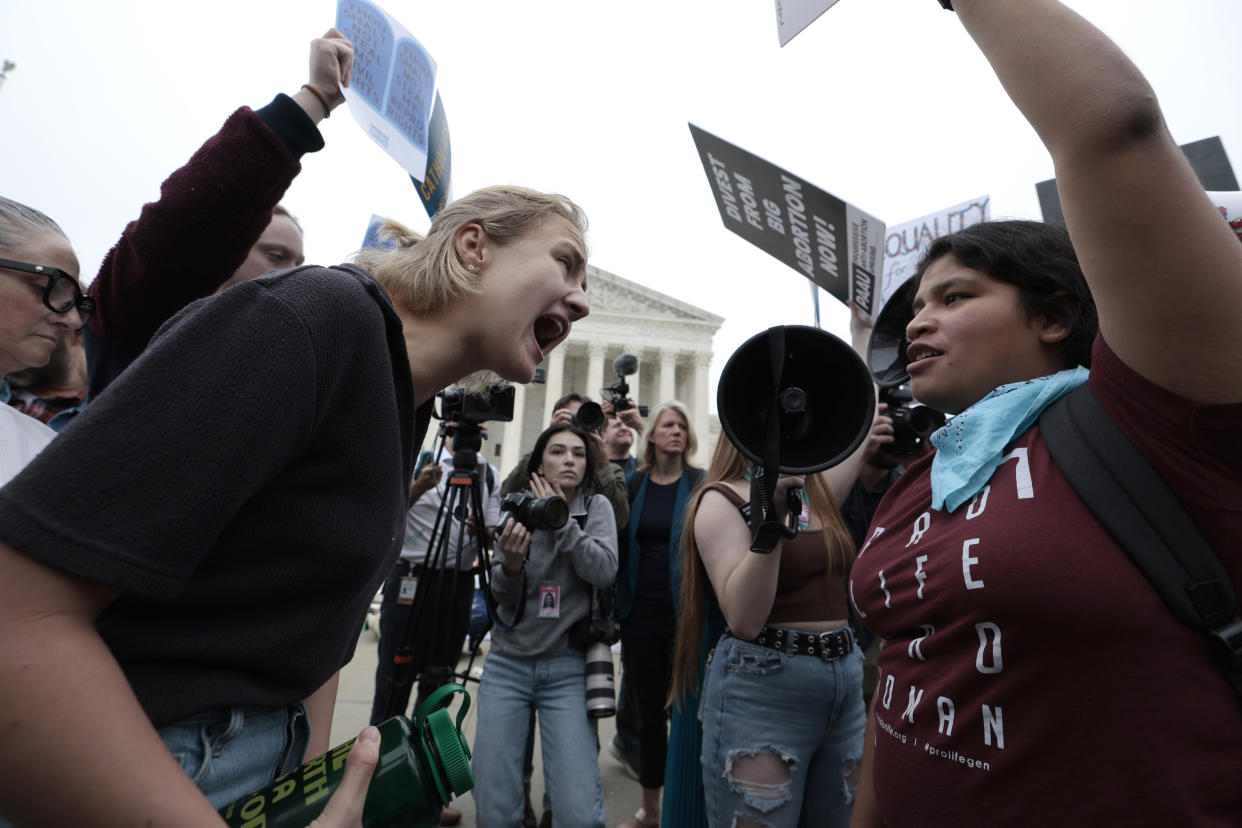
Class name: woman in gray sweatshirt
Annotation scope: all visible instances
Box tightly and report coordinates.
[472,422,619,828]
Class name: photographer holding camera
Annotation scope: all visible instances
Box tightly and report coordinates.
[472,422,618,828]
[503,393,630,532]
[501,391,634,826]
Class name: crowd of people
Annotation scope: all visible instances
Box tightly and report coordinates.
[2,0,1241,826]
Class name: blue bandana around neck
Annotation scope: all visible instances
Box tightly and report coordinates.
[929,366,1089,512]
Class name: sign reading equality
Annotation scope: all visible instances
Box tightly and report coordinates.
[881,196,990,310]
[689,123,886,317]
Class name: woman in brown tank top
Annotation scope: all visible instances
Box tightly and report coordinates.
[668,428,883,828]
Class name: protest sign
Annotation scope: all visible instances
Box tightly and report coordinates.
[689,123,886,316]
[336,0,450,218]
[774,0,844,47]
[881,196,990,311]
[361,214,394,251]
[1038,136,1236,227]
[414,91,452,218]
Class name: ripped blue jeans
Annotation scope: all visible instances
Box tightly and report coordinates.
[700,631,865,828]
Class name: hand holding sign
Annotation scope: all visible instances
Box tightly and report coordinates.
[334,0,451,219]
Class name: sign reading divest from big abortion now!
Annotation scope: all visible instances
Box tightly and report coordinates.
[690,124,886,316]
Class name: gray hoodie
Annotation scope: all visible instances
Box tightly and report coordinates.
[489,491,618,659]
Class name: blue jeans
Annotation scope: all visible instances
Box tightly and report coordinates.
[472,649,605,828]
[700,631,865,828]
[159,703,310,809]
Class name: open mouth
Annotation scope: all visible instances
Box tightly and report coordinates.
[906,344,944,366]
[533,315,567,355]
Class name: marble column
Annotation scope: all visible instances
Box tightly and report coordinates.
[500,381,527,474]
[541,346,567,425]
[586,341,607,404]
[658,348,678,405]
[692,351,711,465]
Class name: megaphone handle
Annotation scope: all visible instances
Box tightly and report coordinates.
[784,487,802,535]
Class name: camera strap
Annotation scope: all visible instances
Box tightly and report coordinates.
[485,572,527,631]
[1040,383,1242,705]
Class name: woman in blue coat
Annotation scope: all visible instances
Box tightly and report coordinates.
[616,400,704,828]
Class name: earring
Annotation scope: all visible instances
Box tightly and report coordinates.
[466,263,478,272]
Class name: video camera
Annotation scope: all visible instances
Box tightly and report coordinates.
[437,384,516,425]
[602,354,649,418]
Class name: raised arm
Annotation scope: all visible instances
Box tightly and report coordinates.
[87,28,353,390]
[952,0,1242,402]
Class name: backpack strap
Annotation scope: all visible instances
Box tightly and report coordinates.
[1040,383,1242,699]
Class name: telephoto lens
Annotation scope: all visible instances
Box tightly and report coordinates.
[584,641,616,718]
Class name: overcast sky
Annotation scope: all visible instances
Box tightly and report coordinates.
[3,0,1240,408]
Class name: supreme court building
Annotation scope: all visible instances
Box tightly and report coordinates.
[484,265,723,477]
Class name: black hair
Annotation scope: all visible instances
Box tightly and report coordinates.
[525,422,597,496]
[913,220,1098,368]
[552,392,591,412]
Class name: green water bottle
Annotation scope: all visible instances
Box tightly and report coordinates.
[219,684,473,828]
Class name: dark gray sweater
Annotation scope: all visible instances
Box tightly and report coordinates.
[0,264,431,726]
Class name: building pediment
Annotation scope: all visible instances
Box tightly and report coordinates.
[587,265,724,325]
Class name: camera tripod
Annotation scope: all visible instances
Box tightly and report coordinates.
[377,419,497,721]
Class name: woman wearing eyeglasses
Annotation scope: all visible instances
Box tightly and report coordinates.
[0,197,92,484]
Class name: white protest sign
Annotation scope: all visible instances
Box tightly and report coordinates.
[775,0,844,47]
[880,196,991,313]
[335,0,438,181]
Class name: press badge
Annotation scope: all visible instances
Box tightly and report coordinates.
[397,576,418,605]
[538,584,560,618]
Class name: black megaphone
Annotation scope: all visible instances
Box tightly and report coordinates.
[866,277,918,390]
[717,325,875,476]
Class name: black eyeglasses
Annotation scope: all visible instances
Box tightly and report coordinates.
[0,258,95,329]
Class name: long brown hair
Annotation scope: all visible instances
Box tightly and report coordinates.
[667,435,855,708]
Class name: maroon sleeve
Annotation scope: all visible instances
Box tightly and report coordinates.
[87,106,302,348]
[1089,335,1242,590]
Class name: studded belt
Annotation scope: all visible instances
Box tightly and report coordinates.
[727,624,854,662]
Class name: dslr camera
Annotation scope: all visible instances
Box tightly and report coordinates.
[497,490,570,534]
[880,387,945,456]
[572,401,606,432]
